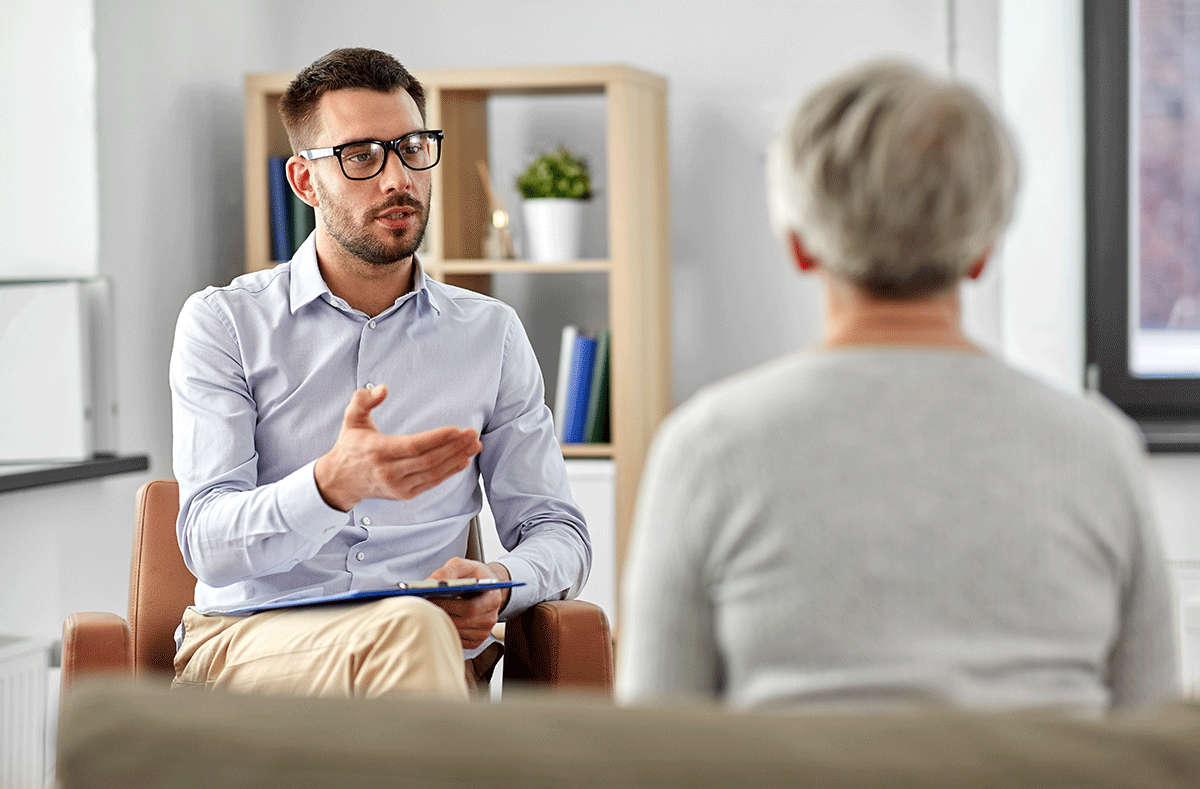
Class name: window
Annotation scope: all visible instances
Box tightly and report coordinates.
[1085,0,1200,450]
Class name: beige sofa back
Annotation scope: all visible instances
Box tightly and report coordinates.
[58,680,1200,788]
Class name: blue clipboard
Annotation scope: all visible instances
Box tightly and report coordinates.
[225,579,524,615]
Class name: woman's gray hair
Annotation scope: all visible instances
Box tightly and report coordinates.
[766,59,1018,298]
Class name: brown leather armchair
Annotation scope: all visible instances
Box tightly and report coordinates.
[62,479,613,695]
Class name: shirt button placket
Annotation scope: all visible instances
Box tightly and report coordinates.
[354,515,371,565]
[361,316,380,391]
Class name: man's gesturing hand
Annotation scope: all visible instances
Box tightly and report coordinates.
[314,385,482,512]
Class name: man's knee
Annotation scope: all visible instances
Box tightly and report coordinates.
[354,596,468,699]
[371,596,459,643]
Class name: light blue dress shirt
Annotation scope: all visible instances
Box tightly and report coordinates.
[169,235,590,631]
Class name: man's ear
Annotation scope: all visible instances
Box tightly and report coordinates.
[286,155,318,208]
[789,232,820,273]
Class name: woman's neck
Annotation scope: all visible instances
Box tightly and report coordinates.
[820,276,983,354]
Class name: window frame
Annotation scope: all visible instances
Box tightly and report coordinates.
[1084,0,1200,451]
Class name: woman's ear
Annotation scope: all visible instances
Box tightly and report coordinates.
[966,249,991,280]
[789,232,820,273]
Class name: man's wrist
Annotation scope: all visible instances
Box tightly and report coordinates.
[486,561,512,609]
[313,453,357,512]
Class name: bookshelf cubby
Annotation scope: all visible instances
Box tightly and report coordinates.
[244,64,671,594]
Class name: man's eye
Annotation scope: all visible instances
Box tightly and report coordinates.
[340,144,380,165]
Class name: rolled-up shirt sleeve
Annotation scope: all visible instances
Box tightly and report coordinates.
[170,292,347,588]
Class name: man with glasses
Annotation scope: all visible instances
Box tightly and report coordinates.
[169,48,590,700]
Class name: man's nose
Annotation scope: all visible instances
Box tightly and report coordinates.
[377,146,413,191]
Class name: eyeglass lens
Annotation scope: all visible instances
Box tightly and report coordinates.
[339,132,441,179]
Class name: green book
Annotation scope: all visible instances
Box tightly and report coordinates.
[583,329,611,443]
[289,190,316,255]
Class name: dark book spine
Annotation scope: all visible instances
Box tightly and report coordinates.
[268,157,292,262]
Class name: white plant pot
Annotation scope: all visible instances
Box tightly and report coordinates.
[522,198,586,262]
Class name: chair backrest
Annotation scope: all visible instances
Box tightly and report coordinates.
[128,479,487,676]
[465,515,484,563]
[128,479,193,676]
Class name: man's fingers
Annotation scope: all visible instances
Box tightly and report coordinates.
[401,425,481,456]
[341,385,388,431]
[408,438,479,479]
[368,428,481,499]
[433,595,489,618]
[459,632,490,650]
[428,556,478,581]
[428,599,498,649]
[393,459,471,499]
[369,425,479,465]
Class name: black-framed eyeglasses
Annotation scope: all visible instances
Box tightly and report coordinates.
[299,130,444,180]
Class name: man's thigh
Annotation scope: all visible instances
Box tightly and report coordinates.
[174,596,469,700]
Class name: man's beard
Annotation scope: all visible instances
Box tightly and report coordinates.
[316,182,431,266]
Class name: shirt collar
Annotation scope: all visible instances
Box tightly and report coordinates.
[288,234,441,317]
[289,234,327,314]
[411,256,442,316]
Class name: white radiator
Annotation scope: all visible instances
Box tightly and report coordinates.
[0,637,48,789]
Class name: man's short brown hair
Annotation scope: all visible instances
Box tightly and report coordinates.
[278,48,426,152]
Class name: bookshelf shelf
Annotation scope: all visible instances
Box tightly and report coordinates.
[562,443,614,459]
[244,64,671,602]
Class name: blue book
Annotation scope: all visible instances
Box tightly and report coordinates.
[562,334,597,444]
[268,156,292,262]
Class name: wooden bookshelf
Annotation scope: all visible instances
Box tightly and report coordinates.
[244,64,671,590]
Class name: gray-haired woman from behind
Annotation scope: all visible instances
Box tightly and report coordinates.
[618,59,1178,717]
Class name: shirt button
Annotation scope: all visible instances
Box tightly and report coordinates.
[364,382,374,389]
[362,517,371,526]
[368,320,377,329]
[356,552,366,561]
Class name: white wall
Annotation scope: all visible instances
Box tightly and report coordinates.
[1,0,1196,657]
[0,0,99,279]
[997,0,1086,392]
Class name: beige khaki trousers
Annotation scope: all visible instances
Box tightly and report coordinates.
[173,596,469,701]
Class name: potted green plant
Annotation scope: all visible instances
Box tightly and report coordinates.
[516,146,592,262]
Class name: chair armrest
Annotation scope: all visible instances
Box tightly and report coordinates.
[502,599,613,693]
[62,612,132,691]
